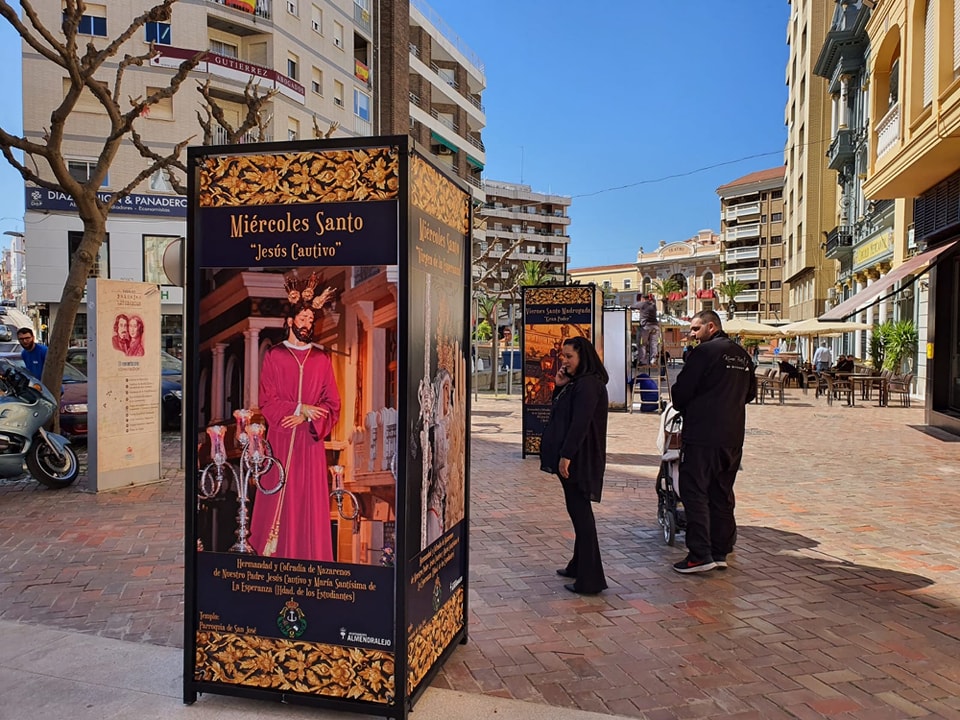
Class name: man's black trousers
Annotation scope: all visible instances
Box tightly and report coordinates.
[678,443,741,562]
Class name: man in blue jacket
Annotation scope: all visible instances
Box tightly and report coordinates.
[17,327,47,380]
[670,310,756,573]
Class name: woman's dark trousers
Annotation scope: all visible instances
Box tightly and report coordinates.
[561,477,608,592]
[678,443,741,562]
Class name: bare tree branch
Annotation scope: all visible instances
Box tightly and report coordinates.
[312,116,340,139]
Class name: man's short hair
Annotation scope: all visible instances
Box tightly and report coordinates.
[16,327,33,337]
[693,310,722,330]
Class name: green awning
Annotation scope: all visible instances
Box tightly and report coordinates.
[466,154,484,170]
[430,131,458,154]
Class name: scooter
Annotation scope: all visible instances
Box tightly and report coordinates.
[0,360,79,489]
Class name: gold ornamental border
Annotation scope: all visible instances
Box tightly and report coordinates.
[197,147,399,207]
[410,155,470,235]
[406,586,465,693]
[194,631,394,703]
[524,286,594,306]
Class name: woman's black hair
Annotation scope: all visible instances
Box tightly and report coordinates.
[562,336,608,384]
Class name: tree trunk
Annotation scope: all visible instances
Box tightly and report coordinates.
[41,209,106,432]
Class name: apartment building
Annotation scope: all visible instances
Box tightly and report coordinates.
[716,168,787,323]
[21,0,379,351]
[476,181,570,295]
[783,0,837,321]
[844,0,960,435]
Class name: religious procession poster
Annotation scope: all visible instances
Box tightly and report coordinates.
[183,137,432,718]
[520,284,603,458]
[87,278,162,491]
[403,152,471,702]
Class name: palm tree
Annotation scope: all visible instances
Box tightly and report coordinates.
[715,278,747,319]
[650,277,682,315]
[516,260,552,287]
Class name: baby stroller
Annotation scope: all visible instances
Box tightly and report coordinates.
[656,402,685,545]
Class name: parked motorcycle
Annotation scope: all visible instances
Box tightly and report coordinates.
[0,360,79,488]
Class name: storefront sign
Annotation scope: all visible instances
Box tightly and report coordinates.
[26,187,187,217]
[854,230,893,267]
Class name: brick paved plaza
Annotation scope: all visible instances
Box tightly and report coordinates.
[3,391,960,719]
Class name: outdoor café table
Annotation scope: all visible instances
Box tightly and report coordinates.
[847,374,889,406]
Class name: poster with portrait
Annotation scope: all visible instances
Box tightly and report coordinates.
[403,153,470,699]
[87,278,162,491]
[520,285,602,457]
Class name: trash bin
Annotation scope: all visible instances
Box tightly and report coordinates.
[635,373,659,413]
[500,349,521,370]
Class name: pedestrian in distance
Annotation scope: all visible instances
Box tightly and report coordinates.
[812,342,833,373]
[539,336,610,595]
[670,310,756,573]
[17,326,47,380]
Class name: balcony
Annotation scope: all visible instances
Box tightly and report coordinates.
[875,102,900,162]
[724,223,761,242]
[206,0,272,22]
[726,268,760,282]
[724,246,761,263]
[724,201,761,222]
[824,225,853,260]
[354,2,371,33]
[734,290,760,303]
[827,127,855,170]
[213,126,272,144]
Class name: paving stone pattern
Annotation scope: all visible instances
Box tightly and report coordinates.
[3,397,960,718]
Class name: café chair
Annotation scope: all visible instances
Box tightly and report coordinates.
[887,373,914,407]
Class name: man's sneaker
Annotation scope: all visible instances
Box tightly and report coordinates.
[673,556,717,574]
[713,555,728,570]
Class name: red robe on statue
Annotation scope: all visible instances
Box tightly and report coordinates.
[249,342,341,562]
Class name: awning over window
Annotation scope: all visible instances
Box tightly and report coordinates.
[466,155,484,170]
[430,131,458,154]
[820,239,959,320]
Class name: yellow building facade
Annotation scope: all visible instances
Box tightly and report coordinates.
[861,0,960,435]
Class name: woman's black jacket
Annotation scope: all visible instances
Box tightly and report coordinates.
[539,373,608,502]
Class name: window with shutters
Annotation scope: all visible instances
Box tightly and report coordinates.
[923,0,935,107]
[955,1,960,77]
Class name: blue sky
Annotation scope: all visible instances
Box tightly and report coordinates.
[427,0,791,268]
[0,2,791,267]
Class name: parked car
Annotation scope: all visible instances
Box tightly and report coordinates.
[66,347,182,431]
[0,352,88,439]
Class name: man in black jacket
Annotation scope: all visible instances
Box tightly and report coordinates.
[670,310,756,573]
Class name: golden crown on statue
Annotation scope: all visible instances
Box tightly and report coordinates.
[284,272,335,312]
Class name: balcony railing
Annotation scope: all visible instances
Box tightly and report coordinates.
[724,201,760,222]
[409,92,421,107]
[206,0,272,20]
[354,116,372,136]
[430,62,458,90]
[430,108,458,133]
[724,223,760,241]
[724,246,761,263]
[827,127,855,171]
[213,126,272,145]
[467,134,485,152]
[876,102,900,161]
[726,268,760,282]
[825,225,853,259]
[734,290,760,303]
[354,2,371,33]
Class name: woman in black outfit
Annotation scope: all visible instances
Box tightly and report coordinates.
[539,336,609,595]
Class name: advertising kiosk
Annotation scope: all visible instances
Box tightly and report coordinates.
[519,284,603,457]
[182,136,471,719]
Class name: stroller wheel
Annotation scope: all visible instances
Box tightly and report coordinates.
[662,510,677,546]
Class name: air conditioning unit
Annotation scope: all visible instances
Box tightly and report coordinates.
[437,146,453,155]
[334,36,343,48]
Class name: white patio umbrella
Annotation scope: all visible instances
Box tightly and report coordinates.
[779,318,873,337]
[721,317,784,338]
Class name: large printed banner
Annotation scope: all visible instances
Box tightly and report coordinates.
[521,285,600,457]
[187,144,401,706]
[185,139,471,719]
[404,154,470,696]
